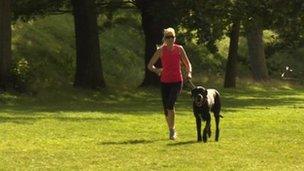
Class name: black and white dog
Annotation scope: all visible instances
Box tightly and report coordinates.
[190,84,223,142]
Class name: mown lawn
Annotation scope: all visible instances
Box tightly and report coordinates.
[1,83,304,170]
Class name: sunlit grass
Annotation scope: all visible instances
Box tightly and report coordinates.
[1,83,304,170]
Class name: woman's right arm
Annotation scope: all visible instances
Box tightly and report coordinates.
[180,46,192,79]
[147,48,162,76]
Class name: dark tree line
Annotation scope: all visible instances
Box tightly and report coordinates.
[1,0,304,91]
[224,20,240,88]
[135,0,183,86]
[71,0,105,89]
[0,0,12,90]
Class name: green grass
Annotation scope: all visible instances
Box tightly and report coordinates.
[1,83,304,170]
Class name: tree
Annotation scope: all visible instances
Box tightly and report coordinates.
[178,0,231,53]
[135,0,182,87]
[270,1,304,49]
[135,0,162,87]
[224,20,240,88]
[223,0,304,82]
[245,19,269,81]
[234,1,302,81]
[12,0,69,20]
[71,0,106,89]
[12,0,106,89]
[0,0,12,91]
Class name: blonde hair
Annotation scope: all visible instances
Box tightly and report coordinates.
[162,27,176,46]
[163,27,176,37]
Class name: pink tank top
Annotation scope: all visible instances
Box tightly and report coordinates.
[160,44,183,83]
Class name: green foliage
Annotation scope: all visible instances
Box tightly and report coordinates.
[12,14,76,91]
[10,4,304,90]
[12,0,69,20]
[236,0,304,49]
[178,0,231,53]
[268,47,304,80]
[215,35,252,77]
[184,29,293,79]
[216,30,291,78]
[184,42,225,75]
[271,1,304,48]
[10,58,31,92]
[12,11,145,90]
[262,30,304,81]
[100,23,144,88]
[98,10,144,88]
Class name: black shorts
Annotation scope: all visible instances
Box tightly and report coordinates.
[161,82,182,115]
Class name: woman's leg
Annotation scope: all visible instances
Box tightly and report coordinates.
[166,82,182,139]
[161,82,182,140]
[167,108,175,130]
[167,108,177,140]
[161,83,170,128]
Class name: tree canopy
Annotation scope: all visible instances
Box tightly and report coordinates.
[1,0,304,91]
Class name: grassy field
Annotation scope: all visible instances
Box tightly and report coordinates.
[1,82,304,170]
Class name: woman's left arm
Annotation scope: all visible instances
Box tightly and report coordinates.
[180,46,192,79]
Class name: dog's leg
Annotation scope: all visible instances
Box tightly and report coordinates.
[208,124,211,138]
[214,112,220,142]
[203,112,211,143]
[195,115,202,142]
[193,103,202,142]
[214,92,221,142]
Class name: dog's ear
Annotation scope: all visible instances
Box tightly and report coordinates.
[190,89,195,97]
[197,86,207,97]
[191,88,198,99]
[203,89,207,96]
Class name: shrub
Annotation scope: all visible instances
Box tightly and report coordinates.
[184,42,225,75]
[268,47,304,80]
[10,58,30,92]
[100,24,144,88]
[12,14,75,91]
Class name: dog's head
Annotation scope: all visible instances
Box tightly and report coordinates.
[191,86,207,107]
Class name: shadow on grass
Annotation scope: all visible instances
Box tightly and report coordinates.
[99,139,166,145]
[167,140,198,146]
[0,115,120,124]
[3,95,303,114]
[1,87,304,117]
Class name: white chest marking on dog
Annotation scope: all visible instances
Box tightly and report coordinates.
[207,89,217,108]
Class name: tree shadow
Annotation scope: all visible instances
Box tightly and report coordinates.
[0,115,120,125]
[0,116,37,124]
[167,140,198,146]
[98,139,165,145]
[1,87,304,118]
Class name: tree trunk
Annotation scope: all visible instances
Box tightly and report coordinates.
[0,0,12,91]
[136,0,172,87]
[140,6,162,87]
[246,20,269,81]
[224,20,240,88]
[71,0,105,89]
